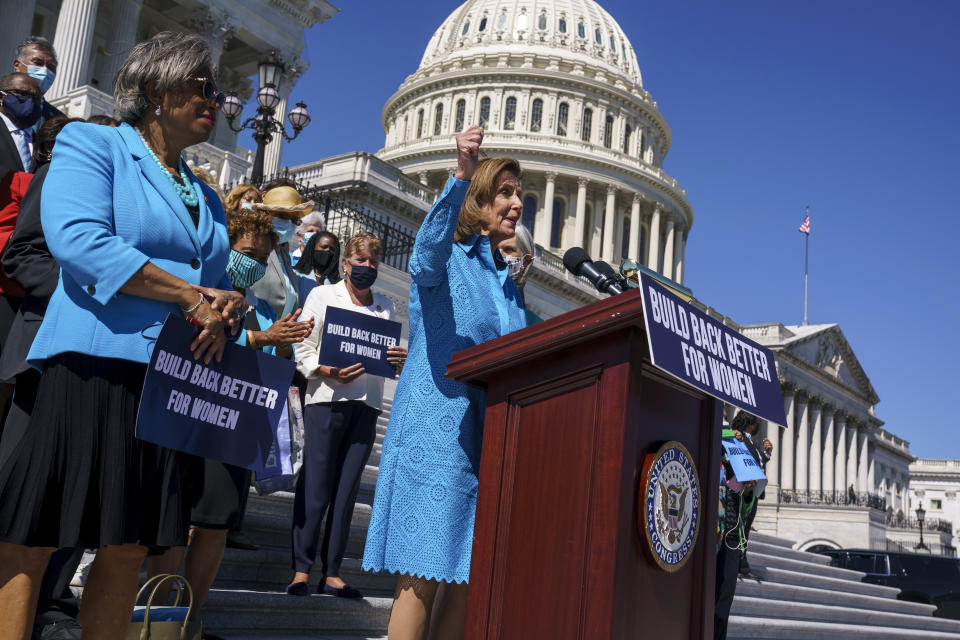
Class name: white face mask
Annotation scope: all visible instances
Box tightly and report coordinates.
[240,202,254,211]
[505,255,524,277]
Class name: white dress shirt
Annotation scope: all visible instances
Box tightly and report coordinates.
[1,110,34,170]
[294,279,395,410]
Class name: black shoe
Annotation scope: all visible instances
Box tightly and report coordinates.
[225,530,260,551]
[36,619,83,640]
[319,580,363,598]
[285,581,310,596]
[202,634,227,640]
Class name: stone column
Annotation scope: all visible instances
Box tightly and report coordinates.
[867,445,876,494]
[673,226,684,281]
[846,422,858,497]
[780,388,795,491]
[646,203,662,272]
[573,177,588,250]
[262,82,291,178]
[47,0,101,100]
[100,0,144,94]
[795,393,809,492]
[536,171,556,247]
[809,400,822,493]
[676,232,687,284]
[628,194,641,261]
[764,421,780,491]
[602,185,617,261]
[822,406,835,495]
[590,192,603,257]
[662,218,675,279]
[858,426,869,493]
[1,0,39,72]
[834,414,846,494]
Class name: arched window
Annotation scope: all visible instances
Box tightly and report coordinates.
[558,17,567,33]
[434,103,443,136]
[610,35,617,52]
[522,195,537,232]
[595,28,602,45]
[402,115,408,140]
[581,108,593,142]
[416,109,424,138]
[551,199,564,248]
[496,13,507,30]
[557,103,569,136]
[479,16,487,31]
[623,124,632,153]
[537,13,547,30]
[455,99,466,132]
[504,97,517,130]
[603,114,614,148]
[516,12,528,30]
[621,216,631,258]
[462,19,470,35]
[638,129,645,160]
[577,21,585,38]
[530,98,543,132]
[479,97,490,128]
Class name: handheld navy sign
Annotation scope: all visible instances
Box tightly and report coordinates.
[639,274,787,427]
[135,315,296,473]
[318,306,402,378]
[721,440,767,483]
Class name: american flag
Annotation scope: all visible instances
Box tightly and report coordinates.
[798,216,811,234]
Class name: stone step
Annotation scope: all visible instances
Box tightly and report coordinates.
[747,550,866,582]
[749,531,797,549]
[748,539,831,566]
[225,635,385,640]
[202,589,391,636]
[748,565,901,599]
[732,595,960,634]
[215,550,396,596]
[727,616,960,639]
[734,578,937,618]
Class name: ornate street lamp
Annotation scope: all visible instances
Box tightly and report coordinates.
[222,50,311,184]
[916,504,928,552]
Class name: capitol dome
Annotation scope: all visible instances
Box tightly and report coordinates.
[377,0,693,294]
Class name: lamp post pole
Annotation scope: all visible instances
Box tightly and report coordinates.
[916,505,928,552]
[221,50,311,186]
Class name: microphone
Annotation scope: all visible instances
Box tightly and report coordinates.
[562,247,624,296]
[595,260,630,293]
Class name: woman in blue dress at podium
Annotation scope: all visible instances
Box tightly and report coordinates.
[363,126,526,638]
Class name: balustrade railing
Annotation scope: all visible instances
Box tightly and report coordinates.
[778,489,886,511]
[886,512,953,534]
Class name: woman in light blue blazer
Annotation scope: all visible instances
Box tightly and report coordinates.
[0,32,245,638]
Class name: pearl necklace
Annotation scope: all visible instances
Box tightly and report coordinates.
[136,128,199,207]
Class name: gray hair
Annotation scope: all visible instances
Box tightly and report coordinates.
[16,36,57,65]
[114,31,215,124]
[513,222,534,255]
[299,211,325,230]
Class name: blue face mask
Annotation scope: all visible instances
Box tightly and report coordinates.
[348,264,378,290]
[23,64,55,94]
[1,93,41,129]
[303,231,316,245]
[273,218,296,244]
[227,250,267,289]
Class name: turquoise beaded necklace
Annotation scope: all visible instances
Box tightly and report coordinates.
[136,128,199,207]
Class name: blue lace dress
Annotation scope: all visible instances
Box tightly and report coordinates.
[362,175,526,583]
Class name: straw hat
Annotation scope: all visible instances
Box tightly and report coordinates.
[253,186,314,215]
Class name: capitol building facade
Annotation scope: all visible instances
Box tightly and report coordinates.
[3,0,956,554]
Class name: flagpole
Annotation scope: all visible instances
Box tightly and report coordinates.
[803,205,809,326]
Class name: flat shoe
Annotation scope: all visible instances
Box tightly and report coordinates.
[285,581,310,596]
[320,582,363,598]
[225,530,260,551]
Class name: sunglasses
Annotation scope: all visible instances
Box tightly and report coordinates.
[190,77,225,109]
[0,88,41,100]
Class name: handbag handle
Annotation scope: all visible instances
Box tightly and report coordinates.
[134,573,195,640]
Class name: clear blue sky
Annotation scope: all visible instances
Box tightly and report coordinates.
[241,0,960,459]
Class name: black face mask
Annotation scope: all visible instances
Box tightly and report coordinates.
[348,264,378,290]
[313,250,334,272]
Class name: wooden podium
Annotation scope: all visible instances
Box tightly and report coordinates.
[447,288,721,640]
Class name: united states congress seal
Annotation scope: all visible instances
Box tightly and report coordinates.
[639,441,701,572]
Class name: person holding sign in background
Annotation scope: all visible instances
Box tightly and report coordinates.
[730,411,771,577]
[362,126,527,639]
[0,32,246,638]
[287,231,406,598]
[147,206,313,620]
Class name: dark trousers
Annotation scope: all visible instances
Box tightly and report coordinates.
[714,533,742,640]
[291,401,378,577]
[34,547,83,628]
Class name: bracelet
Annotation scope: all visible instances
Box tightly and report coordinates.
[181,292,204,314]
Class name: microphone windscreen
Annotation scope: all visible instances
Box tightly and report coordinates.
[594,261,617,277]
[562,246,591,274]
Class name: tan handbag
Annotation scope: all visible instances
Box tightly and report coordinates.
[124,574,202,640]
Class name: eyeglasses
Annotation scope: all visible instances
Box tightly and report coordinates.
[0,88,42,100]
[190,77,225,109]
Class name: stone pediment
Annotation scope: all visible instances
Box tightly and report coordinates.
[781,325,878,404]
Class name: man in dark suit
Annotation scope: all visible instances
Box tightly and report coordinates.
[12,36,63,125]
[0,73,42,180]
